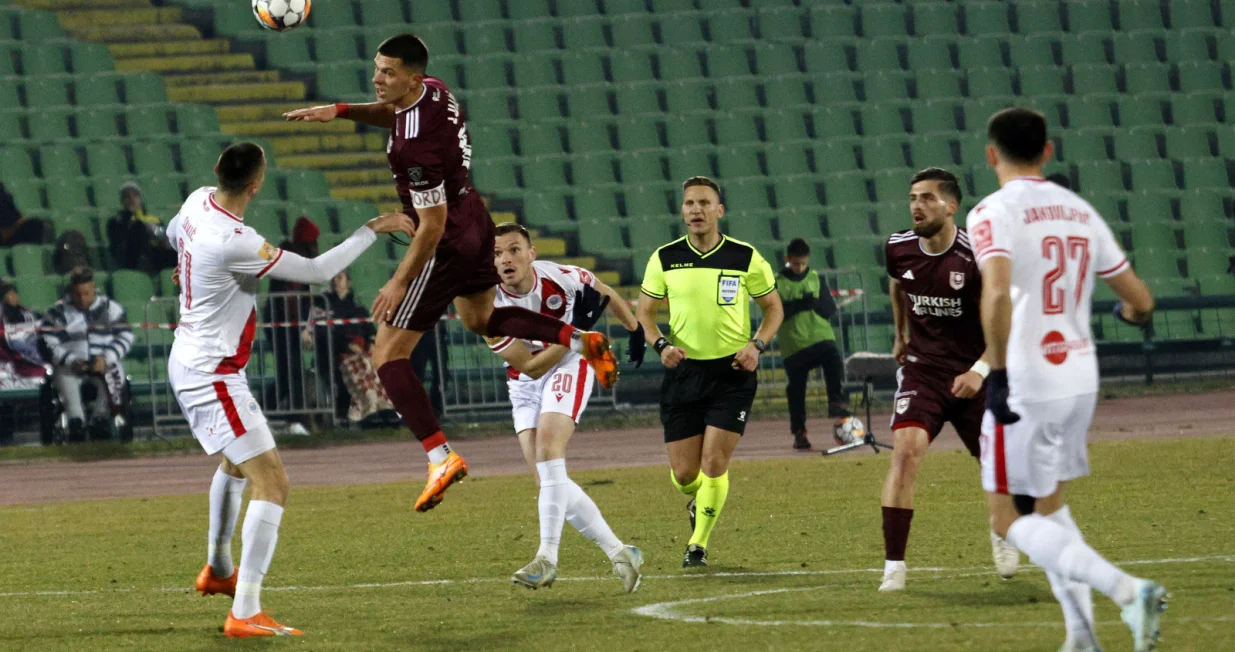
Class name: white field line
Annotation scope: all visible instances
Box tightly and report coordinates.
[1,554,1231,600]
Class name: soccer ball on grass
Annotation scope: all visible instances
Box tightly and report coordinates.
[252,0,311,31]
[832,416,866,446]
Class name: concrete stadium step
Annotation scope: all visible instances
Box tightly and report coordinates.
[215,103,316,122]
[222,118,355,136]
[269,133,384,155]
[277,151,388,170]
[115,53,256,74]
[323,169,391,186]
[330,185,399,203]
[168,81,306,104]
[16,0,149,9]
[57,7,184,29]
[68,23,202,42]
[163,71,279,87]
[109,39,232,58]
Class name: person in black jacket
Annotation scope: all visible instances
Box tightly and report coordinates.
[312,270,393,422]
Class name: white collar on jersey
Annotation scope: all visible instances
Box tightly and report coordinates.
[395,84,428,114]
[918,225,957,257]
[498,269,541,299]
[208,193,243,223]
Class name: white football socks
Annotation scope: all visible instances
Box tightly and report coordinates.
[232,500,284,619]
[536,459,570,565]
[565,481,625,561]
[427,443,451,466]
[1042,506,1098,647]
[207,468,247,578]
[1007,513,1139,608]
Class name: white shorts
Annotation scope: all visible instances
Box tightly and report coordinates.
[980,392,1096,498]
[509,355,595,433]
[168,357,275,464]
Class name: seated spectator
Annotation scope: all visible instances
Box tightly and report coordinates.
[106,181,176,272]
[40,267,134,442]
[0,278,48,382]
[312,270,393,423]
[0,182,47,247]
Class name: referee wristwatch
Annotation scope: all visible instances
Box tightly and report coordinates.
[749,338,767,353]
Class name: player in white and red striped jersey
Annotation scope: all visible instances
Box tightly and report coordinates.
[970,109,1164,652]
[164,142,413,639]
[485,223,646,593]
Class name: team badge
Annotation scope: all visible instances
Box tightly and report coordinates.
[409,167,423,183]
[546,294,563,310]
[950,271,965,290]
[246,399,260,414]
[258,241,277,261]
[717,275,740,305]
[896,397,910,414]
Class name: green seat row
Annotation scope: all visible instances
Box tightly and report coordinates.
[0,40,115,77]
[0,103,219,144]
[0,72,168,110]
[0,6,64,42]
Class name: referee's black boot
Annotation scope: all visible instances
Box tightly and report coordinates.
[827,403,852,418]
[792,429,812,450]
[682,544,708,568]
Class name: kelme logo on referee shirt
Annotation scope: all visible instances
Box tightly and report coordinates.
[718,275,740,305]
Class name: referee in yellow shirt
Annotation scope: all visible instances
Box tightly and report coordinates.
[636,176,783,568]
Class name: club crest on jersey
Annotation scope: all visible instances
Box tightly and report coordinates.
[246,399,260,414]
[546,294,563,311]
[896,397,910,414]
[950,271,965,290]
[717,275,740,305]
[409,167,423,184]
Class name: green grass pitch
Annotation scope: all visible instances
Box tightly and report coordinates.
[1,437,1232,651]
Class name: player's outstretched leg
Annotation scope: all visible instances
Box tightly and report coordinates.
[878,426,928,591]
[223,443,302,638]
[195,465,247,597]
[994,493,1167,652]
[372,325,468,512]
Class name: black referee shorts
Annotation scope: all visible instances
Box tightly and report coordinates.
[660,355,758,443]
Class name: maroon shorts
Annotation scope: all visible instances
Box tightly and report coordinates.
[390,195,501,332]
[890,363,985,457]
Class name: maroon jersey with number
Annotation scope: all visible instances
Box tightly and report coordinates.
[884,227,985,376]
[387,76,478,241]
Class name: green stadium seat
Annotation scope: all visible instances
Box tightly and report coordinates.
[68,43,114,76]
[1170,0,1219,28]
[910,137,956,168]
[956,133,988,166]
[85,141,129,177]
[905,38,954,71]
[763,76,810,108]
[133,142,177,176]
[659,48,705,81]
[109,269,155,305]
[1060,33,1110,66]
[610,51,655,84]
[664,115,710,147]
[309,0,357,25]
[1066,96,1114,128]
[0,109,20,143]
[964,2,1012,35]
[813,106,860,139]
[1129,160,1179,192]
[779,206,824,239]
[611,15,657,48]
[284,169,330,201]
[764,108,808,142]
[473,159,518,193]
[14,274,58,309]
[832,236,881,270]
[314,33,359,64]
[1076,161,1126,193]
[1069,64,1119,96]
[914,70,963,100]
[757,7,807,41]
[775,179,824,209]
[75,107,119,140]
[357,0,404,25]
[726,211,774,244]
[1015,2,1064,33]
[913,4,958,36]
[715,145,763,179]
[21,43,66,77]
[556,0,601,18]
[1181,220,1231,250]
[1113,130,1161,160]
[571,153,617,186]
[668,147,713,180]
[823,172,870,205]
[511,21,557,52]
[966,68,1015,98]
[39,144,80,178]
[1172,95,1222,126]
[1065,1,1113,32]
[628,214,676,250]
[1125,192,1173,223]
[565,122,607,154]
[514,89,561,120]
[613,84,661,115]
[1186,245,1231,276]
[815,141,859,174]
[808,5,857,39]
[856,39,903,72]
[9,244,46,276]
[803,41,850,74]
[714,112,758,146]
[267,30,310,69]
[472,124,514,159]
[123,73,167,105]
[175,104,219,135]
[521,123,565,156]
[0,147,35,181]
[179,138,221,181]
[1019,66,1066,96]
[1118,99,1165,127]
[709,10,755,42]
[458,0,502,21]
[24,77,68,108]
[1124,63,1172,96]
[706,47,752,78]
[125,105,171,138]
[18,11,63,40]
[522,155,569,189]
[1179,190,1228,221]
[561,53,605,86]
[562,17,606,50]
[864,136,909,171]
[1008,36,1057,68]
[863,72,910,102]
[721,179,771,213]
[29,107,71,141]
[1181,159,1232,189]
[576,190,621,221]
[1061,129,1111,162]
[657,13,706,45]
[5,180,43,214]
[1177,61,1224,93]
[911,101,959,133]
[463,24,509,56]
[872,168,914,202]
[713,78,759,110]
[620,151,668,184]
[74,74,122,107]
[1164,31,1218,63]
[861,4,908,38]
[463,57,508,90]
[45,179,92,220]
[1117,0,1166,30]
[1112,32,1162,65]
[817,72,860,103]
[765,143,811,178]
[315,65,364,98]
[615,118,661,150]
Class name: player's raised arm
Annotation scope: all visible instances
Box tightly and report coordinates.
[233,214,414,286]
[283,102,396,129]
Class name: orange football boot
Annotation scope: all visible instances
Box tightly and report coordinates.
[194,564,236,597]
[414,450,468,512]
[223,611,303,638]
[578,331,619,389]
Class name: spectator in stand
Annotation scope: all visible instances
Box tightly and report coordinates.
[776,238,850,451]
[0,279,48,445]
[0,182,48,247]
[106,181,177,272]
[312,270,393,423]
[266,217,320,431]
[40,267,134,442]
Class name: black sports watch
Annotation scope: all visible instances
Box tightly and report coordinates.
[749,338,767,353]
[654,337,671,354]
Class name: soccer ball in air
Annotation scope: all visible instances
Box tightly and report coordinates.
[252,0,310,31]
[832,417,866,446]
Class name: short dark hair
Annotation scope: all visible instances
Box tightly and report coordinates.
[909,167,962,203]
[215,142,265,194]
[69,265,94,287]
[786,238,810,257]
[495,222,531,243]
[682,176,721,200]
[378,33,429,73]
[987,107,1049,165]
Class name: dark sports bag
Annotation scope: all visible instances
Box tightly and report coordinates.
[53,230,90,275]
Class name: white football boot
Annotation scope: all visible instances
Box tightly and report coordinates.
[878,561,907,592]
[1120,579,1169,652]
[611,545,644,593]
[511,556,557,590]
[991,529,1020,579]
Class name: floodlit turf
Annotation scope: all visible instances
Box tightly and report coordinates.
[1,437,1233,651]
